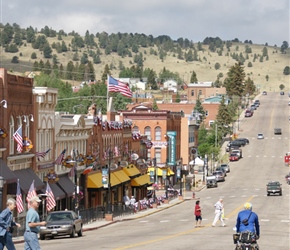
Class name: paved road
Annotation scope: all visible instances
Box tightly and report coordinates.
[15,92,290,249]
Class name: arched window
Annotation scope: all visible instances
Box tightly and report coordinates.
[199,90,202,96]
[144,126,151,140]
[9,116,15,154]
[191,90,194,96]
[155,126,161,141]
[132,126,140,133]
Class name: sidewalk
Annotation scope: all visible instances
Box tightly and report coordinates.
[13,188,205,245]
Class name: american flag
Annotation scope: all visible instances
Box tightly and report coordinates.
[45,182,56,211]
[13,126,23,152]
[26,180,37,209]
[36,148,51,161]
[108,75,132,98]
[16,179,24,214]
[54,149,66,165]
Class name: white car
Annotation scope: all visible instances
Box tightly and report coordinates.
[257,133,264,139]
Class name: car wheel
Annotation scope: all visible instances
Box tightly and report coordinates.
[40,234,45,240]
[267,193,270,196]
[280,192,282,196]
[78,226,83,237]
[70,228,75,238]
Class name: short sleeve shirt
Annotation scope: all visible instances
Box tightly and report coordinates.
[25,208,40,233]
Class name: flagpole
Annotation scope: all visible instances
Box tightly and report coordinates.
[107,74,109,113]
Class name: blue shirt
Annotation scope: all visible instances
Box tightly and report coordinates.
[236,210,260,236]
[25,208,40,233]
[0,208,12,236]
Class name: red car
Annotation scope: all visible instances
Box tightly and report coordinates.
[229,153,239,161]
[245,110,253,117]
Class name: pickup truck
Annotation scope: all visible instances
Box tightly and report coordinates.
[266,181,282,196]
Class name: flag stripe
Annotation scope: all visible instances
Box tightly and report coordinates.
[54,149,66,165]
[26,180,37,209]
[36,148,51,161]
[46,182,56,211]
[108,76,132,98]
[16,180,24,214]
[13,126,23,152]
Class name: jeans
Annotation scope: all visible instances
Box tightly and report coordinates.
[0,232,16,250]
[24,231,41,250]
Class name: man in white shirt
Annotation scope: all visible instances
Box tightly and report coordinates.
[212,198,226,227]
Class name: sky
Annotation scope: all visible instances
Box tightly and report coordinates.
[1,0,289,46]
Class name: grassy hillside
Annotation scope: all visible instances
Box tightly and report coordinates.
[1,34,289,92]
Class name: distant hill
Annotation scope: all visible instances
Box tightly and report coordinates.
[0,24,289,92]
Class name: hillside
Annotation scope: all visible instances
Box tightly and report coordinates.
[1,31,289,92]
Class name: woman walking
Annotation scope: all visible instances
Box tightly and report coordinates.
[194,200,202,227]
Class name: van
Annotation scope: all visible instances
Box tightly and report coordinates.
[274,128,282,135]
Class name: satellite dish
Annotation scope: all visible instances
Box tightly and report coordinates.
[110,163,118,170]
[131,153,139,161]
[119,161,128,168]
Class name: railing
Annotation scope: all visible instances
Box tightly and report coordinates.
[11,192,179,239]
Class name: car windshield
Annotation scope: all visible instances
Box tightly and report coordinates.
[47,213,73,221]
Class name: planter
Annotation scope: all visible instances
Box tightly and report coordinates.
[163,199,169,204]
[178,195,184,200]
[152,203,158,208]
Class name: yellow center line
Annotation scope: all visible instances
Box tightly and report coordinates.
[113,196,255,250]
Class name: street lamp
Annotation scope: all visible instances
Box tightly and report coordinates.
[38,194,48,221]
[0,176,3,211]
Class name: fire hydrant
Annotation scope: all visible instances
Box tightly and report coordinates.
[192,192,195,199]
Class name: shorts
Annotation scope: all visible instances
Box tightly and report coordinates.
[195,215,202,221]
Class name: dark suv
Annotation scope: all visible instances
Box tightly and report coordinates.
[236,138,249,145]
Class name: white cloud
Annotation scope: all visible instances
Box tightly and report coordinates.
[2,0,289,45]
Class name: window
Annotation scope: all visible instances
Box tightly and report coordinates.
[155,126,161,140]
[188,126,195,143]
[205,110,209,116]
[191,90,194,96]
[154,148,161,164]
[198,90,202,96]
[132,126,139,133]
[144,126,151,140]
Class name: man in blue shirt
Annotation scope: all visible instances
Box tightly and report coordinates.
[24,196,46,250]
[236,202,260,238]
[0,198,21,250]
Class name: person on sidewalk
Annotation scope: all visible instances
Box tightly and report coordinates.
[212,198,226,227]
[0,198,21,250]
[24,196,46,250]
[194,200,202,227]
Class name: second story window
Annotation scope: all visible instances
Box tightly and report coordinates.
[144,126,151,140]
[155,126,161,141]
[191,90,194,96]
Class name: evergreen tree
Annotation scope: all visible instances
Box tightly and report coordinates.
[194,97,206,124]
[223,63,245,98]
[190,70,198,83]
[101,64,111,83]
[43,43,52,58]
[152,99,159,110]
[44,60,52,75]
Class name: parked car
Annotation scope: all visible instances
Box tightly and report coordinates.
[280,91,284,95]
[220,163,230,173]
[215,167,227,177]
[226,144,241,152]
[274,128,282,135]
[229,153,239,161]
[212,171,225,182]
[262,91,267,95]
[231,149,243,158]
[254,101,260,107]
[250,104,257,110]
[245,110,253,117]
[206,176,218,188]
[236,138,249,144]
[39,211,83,240]
[288,101,290,106]
[257,133,264,139]
[266,181,282,196]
